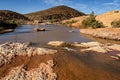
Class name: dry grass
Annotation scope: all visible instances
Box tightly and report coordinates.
[80,28,120,40]
[96,10,120,27]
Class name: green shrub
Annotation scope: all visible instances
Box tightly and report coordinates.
[0,21,17,29]
[63,20,77,26]
[70,20,77,23]
[111,20,120,28]
[50,19,58,23]
[82,13,103,28]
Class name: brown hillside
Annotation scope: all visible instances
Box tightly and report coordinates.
[0,10,29,22]
[25,5,86,22]
[96,10,120,27]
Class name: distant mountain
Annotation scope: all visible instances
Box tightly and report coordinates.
[0,10,29,23]
[25,5,86,22]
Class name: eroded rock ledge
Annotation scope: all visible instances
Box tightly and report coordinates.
[0,42,57,67]
[0,42,57,80]
[2,60,57,80]
[48,41,120,59]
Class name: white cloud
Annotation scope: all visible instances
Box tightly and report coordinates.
[103,0,120,8]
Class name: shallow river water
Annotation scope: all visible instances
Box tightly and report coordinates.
[0,24,92,44]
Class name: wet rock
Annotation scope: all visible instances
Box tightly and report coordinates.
[33,48,57,55]
[48,41,71,47]
[81,46,107,53]
[110,56,119,60]
[72,42,102,48]
[107,44,120,51]
[34,28,46,32]
[63,47,76,51]
[117,54,120,57]
[80,42,102,48]
[72,42,83,47]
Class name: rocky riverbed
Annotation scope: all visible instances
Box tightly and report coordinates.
[0,41,120,80]
[80,28,120,41]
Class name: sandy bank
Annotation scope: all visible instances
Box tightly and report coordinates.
[80,28,120,41]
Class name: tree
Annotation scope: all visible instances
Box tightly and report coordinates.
[82,11,103,28]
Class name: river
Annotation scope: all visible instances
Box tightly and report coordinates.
[0,24,120,45]
[0,24,92,44]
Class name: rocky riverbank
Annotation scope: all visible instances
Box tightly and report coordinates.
[0,41,120,80]
[48,41,120,58]
[80,28,120,41]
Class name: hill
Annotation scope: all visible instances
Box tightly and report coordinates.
[0,10,29,23]
[96,10,120,27]
[25,5,86,22]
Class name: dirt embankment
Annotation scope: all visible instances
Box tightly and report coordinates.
[80,28,120,41]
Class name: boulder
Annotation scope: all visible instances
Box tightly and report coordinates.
[48,41,71,47]
[34,28,46,32]
[72,43,83,47]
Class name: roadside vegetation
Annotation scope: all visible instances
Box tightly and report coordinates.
[82,12,104,29]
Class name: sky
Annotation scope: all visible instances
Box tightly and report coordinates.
[0,0,120,14]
